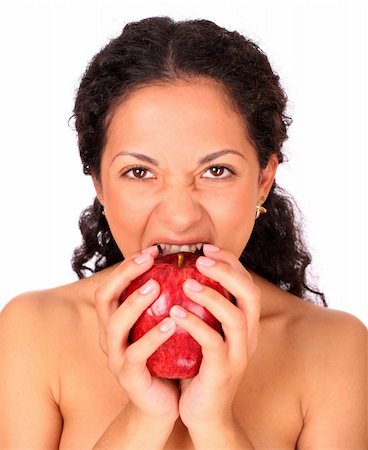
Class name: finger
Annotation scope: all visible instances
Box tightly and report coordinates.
[120,317,177,382]
[95,249,156,331]
[169,306,227,376]
[196,256,261,314]
[195,257,261,352]
[202,244,253,281]
[182,279,248,362]
[105,279,161,368]
[129,244,160,259]
[140,245,160,257]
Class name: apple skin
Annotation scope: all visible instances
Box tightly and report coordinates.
[121,252,233,379]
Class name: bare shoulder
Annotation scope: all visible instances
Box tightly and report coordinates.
[0,271,108,405]
[0,268,113,378]
[286,295,367,362]
[256,273,367,361]
[274,288,367,393]
[2,284,75,322]
[1,264,114,331]
[276,290,367,447]
[1,281,87,338]
[288,301,367,374]
[0,265,119,359]
[0,281,89,387]
[0,287,74,447]
[0,272,112,448]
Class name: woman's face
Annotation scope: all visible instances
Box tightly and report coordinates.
[94,79,278,259]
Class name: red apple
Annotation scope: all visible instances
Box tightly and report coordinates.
[121,252,233,379]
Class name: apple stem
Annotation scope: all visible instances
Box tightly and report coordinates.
[178,253,184,268]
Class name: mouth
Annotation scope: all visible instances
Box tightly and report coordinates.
[156,242,205,256]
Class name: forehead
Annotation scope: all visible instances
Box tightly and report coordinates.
[103,79,253,164]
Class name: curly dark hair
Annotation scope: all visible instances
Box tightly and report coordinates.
[71,16,326,306]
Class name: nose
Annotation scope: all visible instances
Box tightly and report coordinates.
[154,185,204,233]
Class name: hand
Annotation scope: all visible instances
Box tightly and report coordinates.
[95,246,180,424]
[170,245,261,431]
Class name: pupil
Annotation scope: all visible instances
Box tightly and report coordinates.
[134,168,145,178]
[212,166,223,176]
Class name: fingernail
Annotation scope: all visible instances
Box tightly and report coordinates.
[197,256,216,268]
[159,317,175,332]
[134,253,150,264]
[184,278,203,292]
[141,245,159,255]
[203,244,220,253]
[171,305,187,319]
[139,279,156,295]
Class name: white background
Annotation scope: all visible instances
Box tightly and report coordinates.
[0,0,367,325]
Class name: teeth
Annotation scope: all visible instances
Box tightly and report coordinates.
[159,243,204,255]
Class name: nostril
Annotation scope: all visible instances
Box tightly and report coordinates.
[155,194,203,231]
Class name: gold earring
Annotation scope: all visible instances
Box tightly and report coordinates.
[102,209,106,216]
[256,198,267,219]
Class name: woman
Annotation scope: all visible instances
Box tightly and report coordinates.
[0,17,366,449]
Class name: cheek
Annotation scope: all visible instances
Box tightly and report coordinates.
[206,184,257,254]
[104,186,155,253]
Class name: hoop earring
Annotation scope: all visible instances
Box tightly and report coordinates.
[255,198,267,219]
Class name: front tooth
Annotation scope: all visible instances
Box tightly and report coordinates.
[162,243,203,254]
[168,245,180,254]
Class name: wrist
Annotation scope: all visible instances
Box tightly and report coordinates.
[93,403,177,450]
[129,402,178,430]
[187,416,254,450]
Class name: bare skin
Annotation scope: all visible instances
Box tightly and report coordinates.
[0,264,366,449]
[1,80,366,448]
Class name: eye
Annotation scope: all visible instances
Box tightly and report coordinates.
[202,165,235,179]
[122,166,154,180]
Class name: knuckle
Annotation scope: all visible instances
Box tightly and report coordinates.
[123,345,141,367]
[220,261,233,275]
[206,332,224,351]
[95,286,107,307]
[250,284,262,301]
[119,293,141,318]
[120,294,133,312]
[105,318,120,341]
[233,308,248,329]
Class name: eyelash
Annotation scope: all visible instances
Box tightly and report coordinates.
[121,166,153,180]
[121,164,236,181]
[204,165,236,179]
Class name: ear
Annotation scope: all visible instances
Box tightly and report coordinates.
[92,175,104,206]
[258,154,279,200]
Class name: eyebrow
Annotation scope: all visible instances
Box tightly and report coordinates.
[110,149,245,167]
[198,149,245,165]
